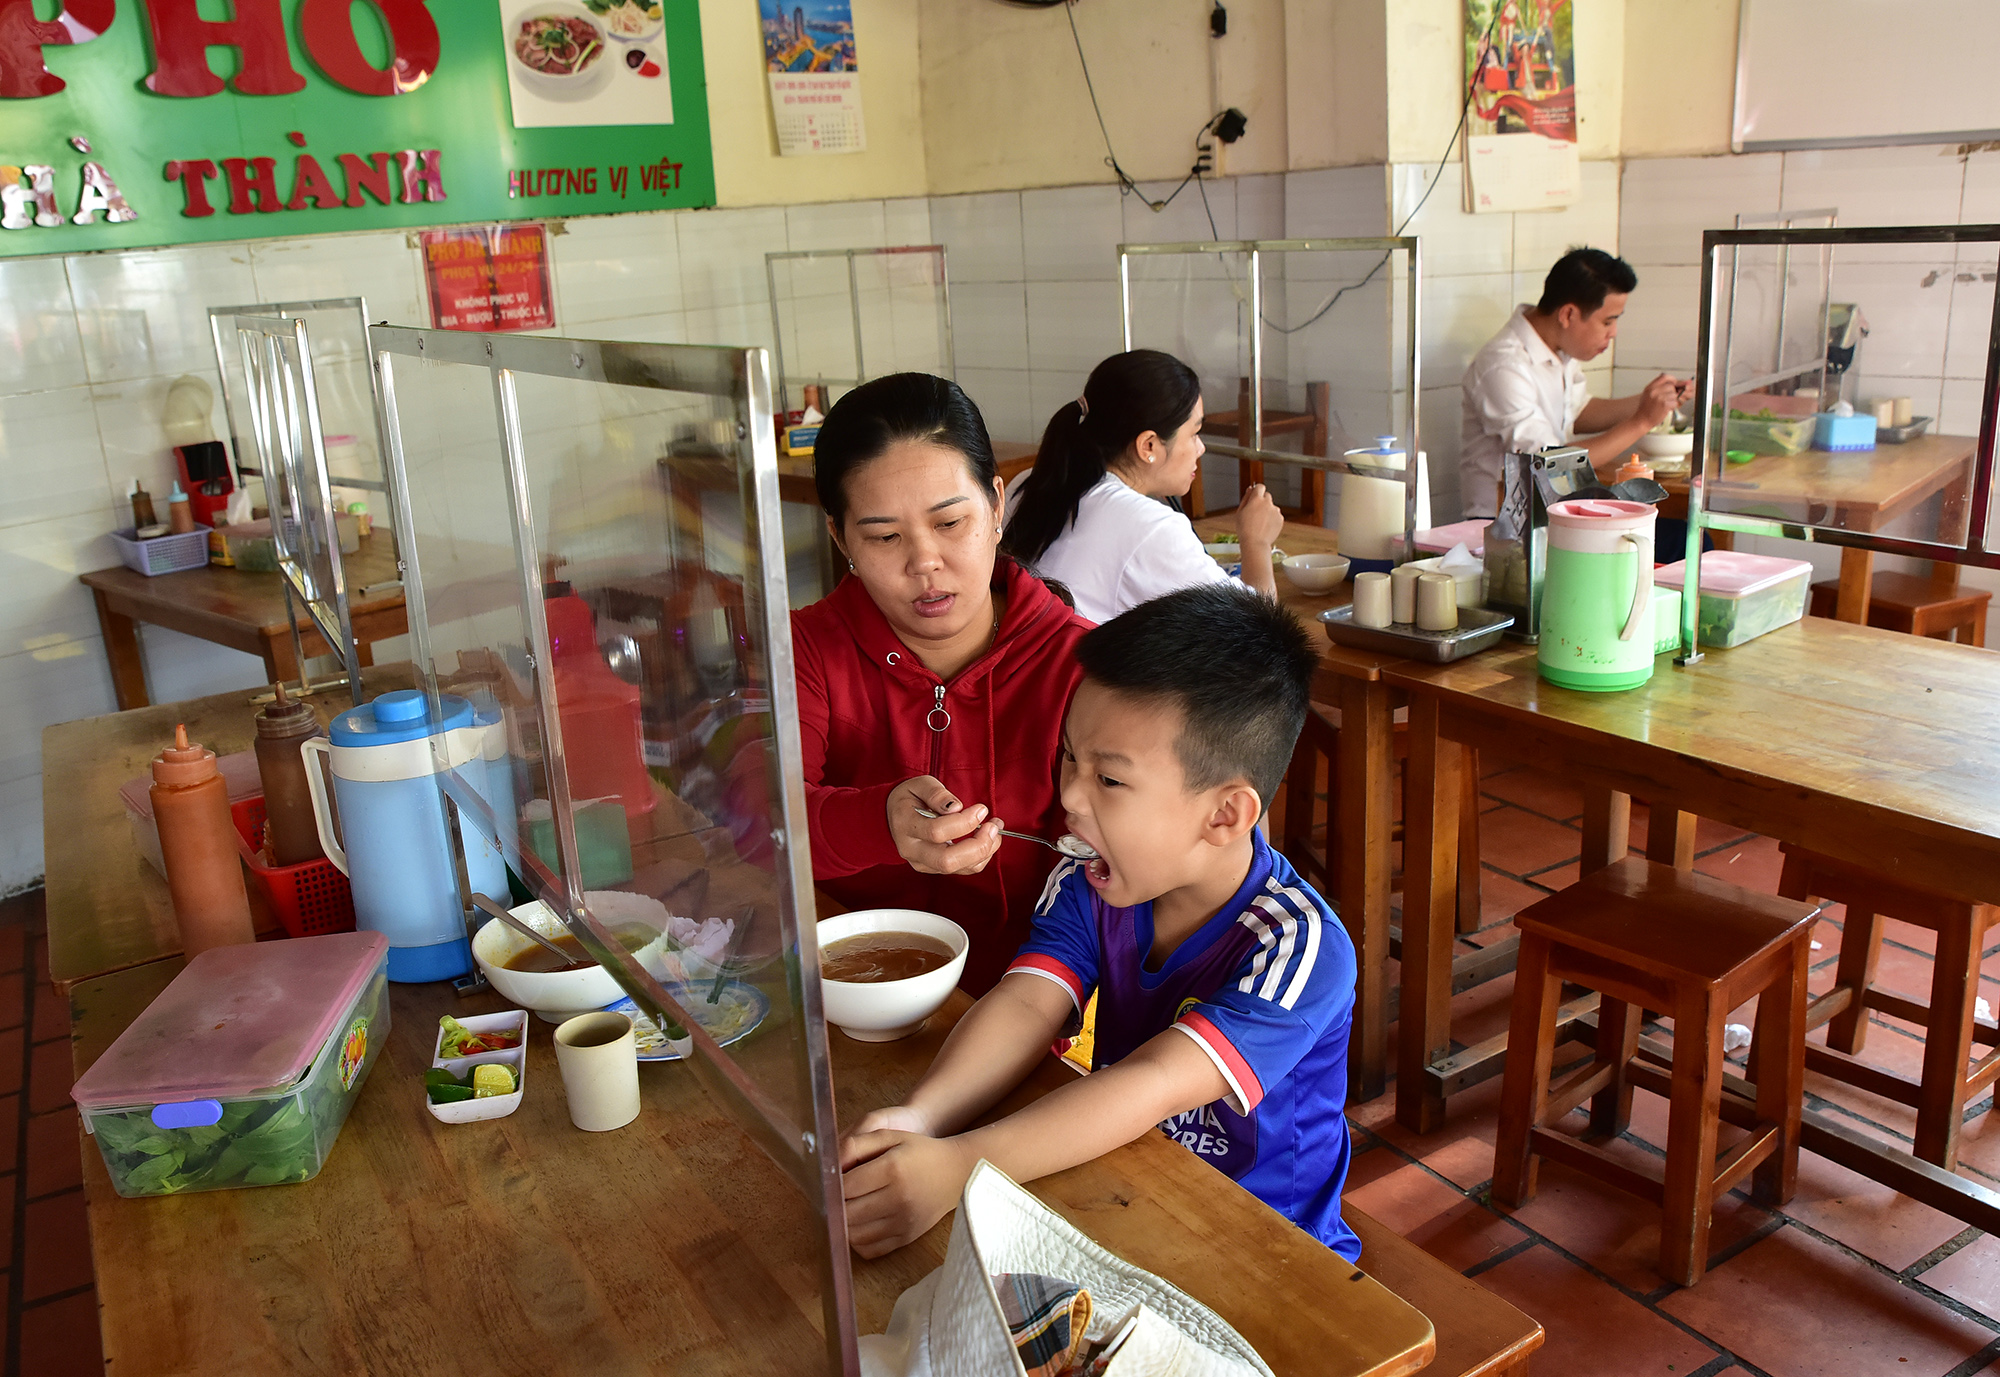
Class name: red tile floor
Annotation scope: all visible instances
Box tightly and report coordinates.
[14,758,2000,1375]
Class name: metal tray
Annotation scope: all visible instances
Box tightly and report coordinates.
[1319,605,1516,662]
[1878,416,1933,444]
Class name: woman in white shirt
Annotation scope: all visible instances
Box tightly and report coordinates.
[999,350,1283,624]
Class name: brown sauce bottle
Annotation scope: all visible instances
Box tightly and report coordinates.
[151,724,256,956]
[253,683,327,865]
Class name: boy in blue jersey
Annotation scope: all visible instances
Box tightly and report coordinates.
[840,584,1359,1261]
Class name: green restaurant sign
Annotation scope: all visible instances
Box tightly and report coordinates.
[0,0,716,258]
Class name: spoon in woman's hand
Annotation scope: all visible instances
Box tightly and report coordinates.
[914,807,1097,859]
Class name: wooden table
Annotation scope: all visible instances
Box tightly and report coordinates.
[81,533,409,710]
[1658,433,1976,623]
[1388,618,2000,1229]
[67,973,1439,1374]
[41,669,416,995]
[51,679,1543,1376]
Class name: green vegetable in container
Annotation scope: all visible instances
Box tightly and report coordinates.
[95,1099,323,1194]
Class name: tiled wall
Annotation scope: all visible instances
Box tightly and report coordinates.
[5,147,1998,889]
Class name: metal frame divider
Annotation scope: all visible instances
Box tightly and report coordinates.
[764,245,955,417]
[369,326,859,1374]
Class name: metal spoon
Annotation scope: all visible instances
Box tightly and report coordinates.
[472,892,586,970]
[914,808,1097,859]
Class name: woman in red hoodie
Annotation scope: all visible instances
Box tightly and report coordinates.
[794,374,1093,994]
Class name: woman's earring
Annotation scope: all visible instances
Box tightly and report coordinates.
[847,559,856,572]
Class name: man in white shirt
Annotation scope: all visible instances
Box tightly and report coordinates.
[1459,248,1687,519]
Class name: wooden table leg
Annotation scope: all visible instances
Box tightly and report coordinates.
[1835,547,1875,624]
[1339,675,1393,1103]
[260,630,298,690]
[90,588,150,710]
[1398,694,1460,1135]
[1579,786,1631,875]
[1645,804,1695,868]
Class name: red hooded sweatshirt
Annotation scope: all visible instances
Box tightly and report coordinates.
[793,558,1094,994]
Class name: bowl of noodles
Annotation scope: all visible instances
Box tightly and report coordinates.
[508,3,615,97]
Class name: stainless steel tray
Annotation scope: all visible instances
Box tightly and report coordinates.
[1878,416,1933,444]
[1319,605,1516,662]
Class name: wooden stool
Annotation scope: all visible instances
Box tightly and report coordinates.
[1278,703,1482,930]
[1809,571,1990,645]
[1493,858,1821,1286]
[1775,844,2000,1169]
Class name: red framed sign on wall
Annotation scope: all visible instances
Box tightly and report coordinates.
[420,223,555,332]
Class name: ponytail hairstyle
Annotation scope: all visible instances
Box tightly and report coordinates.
[812,372,999,530]
[1001,349,1203,565]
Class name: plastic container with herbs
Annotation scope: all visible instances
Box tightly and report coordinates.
[69,931,390,1197]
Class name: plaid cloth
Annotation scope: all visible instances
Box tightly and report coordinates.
[992,1272,1093,1377]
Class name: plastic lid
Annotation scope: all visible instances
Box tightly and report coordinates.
[70,931,389,1109]
[255,681,319,739]
[151,724,217,787]
[1548,498,1655,527]
[329,690,473,747]
[1654,551,1813,599]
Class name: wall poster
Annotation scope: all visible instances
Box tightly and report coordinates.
[762,1,864,156]
[1462,0,1579,214]
[421,224,555,331]
[0,0,715,259]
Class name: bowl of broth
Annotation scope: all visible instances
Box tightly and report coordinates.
[815,909,968,1042]
[473,894,677,1023]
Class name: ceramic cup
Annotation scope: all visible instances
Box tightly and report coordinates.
[1415,572,1459,632]
[1390,563,1424,624]
[553,1011,640,1132]
[1351,571,1393,628]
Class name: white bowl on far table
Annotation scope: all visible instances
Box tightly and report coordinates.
[1636,430,1695,458]
[816,909,967,1042]
[1282,553,1351,594]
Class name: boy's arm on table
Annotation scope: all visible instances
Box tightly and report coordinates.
[840,974,1228,1258]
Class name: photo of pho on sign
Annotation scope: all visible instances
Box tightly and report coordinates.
[502,0,674,128]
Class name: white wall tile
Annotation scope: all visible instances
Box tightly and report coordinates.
[1610,264,1702,373]
[1960,151,2000,224]
[949,281,1030,372]
[1512,161,1623,270]
[1619,154,1784,267]
[587,313,689,346]
[1024,280,1123,375]
[1419,385,1467,520]
[1285,165,1389,240]
[0,511,117,653]
[1029,368,1095,436]
[1944,271,1996,380]
[550,213,681,327]
[90,374,226,505]
[929,192,1024,285]
[0,256,88,393]
[677,206,789,311]
[0,638,114,787]
[135,624,269,705]
[956,367,1035,446]
[1389,163,1510,278]
[883,197,933,248]
[68,244,257,384]
[683,301,778,354]
[1418,273,1515,384]
[1940,378,1988,436]
[248,231,425,326]
[1124,177,1232,245]
[0,386,112,531]
[1235,174,1286,241]
[1781,146,1967,258]
[1830,260,1954,379]
[1021,185,1124,282]
[0,775,43,893]
[786,199,887,254]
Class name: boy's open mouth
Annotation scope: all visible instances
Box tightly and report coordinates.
[1084,855,1112,888]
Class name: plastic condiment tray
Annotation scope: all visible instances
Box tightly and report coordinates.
[427,1010,527,1124]
[1319,605,1515,662]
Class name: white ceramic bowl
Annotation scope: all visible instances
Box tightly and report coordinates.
[816,909,968,1042]
[1636,430,1695,458]
[1203,540,1240,558]
[1282,553,1351,594]
[507,3,616,99]
[473,897,674,1024]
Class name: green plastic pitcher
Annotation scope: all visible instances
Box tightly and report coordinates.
[1537,499,1656,692]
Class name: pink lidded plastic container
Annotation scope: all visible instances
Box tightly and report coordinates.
[1653,551,1814,648]
[71,931,390,1197]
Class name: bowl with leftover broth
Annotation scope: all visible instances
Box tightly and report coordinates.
[473,894,676,1023]
[816,909,968,1041]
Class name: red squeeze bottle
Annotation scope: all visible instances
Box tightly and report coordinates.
[150,724,256,957]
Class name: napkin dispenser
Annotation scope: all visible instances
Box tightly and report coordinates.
[1483,445,1596,643]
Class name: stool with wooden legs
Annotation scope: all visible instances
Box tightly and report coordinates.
[1774,844,2000,1170]
[1493,858,1822,1286]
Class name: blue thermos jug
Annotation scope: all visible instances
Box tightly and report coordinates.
[303,690,510,982]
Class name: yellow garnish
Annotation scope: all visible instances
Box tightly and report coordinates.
[472,1064,515,1098]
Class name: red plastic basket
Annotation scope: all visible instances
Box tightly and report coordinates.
[230,796,356,938]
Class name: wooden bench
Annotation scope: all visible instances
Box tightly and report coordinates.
[1348,1208,1543,1376]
